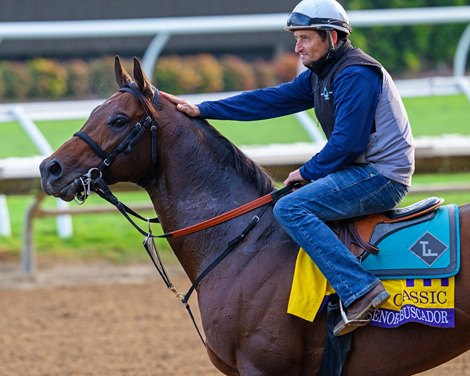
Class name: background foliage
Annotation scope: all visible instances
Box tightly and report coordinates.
[344,0,469,75]
[0,1,469,262]
[0,0,468,101]
[0,53,299,100]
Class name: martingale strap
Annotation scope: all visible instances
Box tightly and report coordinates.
[181,205,270,305]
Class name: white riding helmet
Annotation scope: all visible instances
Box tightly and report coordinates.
[285,0,352,34]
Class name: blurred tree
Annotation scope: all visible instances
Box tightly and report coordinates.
[28,58,68,99]
[346,0,468,75]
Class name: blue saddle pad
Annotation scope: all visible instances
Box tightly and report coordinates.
[361,205,460,280]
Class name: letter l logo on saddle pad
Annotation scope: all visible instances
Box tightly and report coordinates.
[410,232,448,266]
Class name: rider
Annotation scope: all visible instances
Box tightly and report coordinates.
[162,0,414,336]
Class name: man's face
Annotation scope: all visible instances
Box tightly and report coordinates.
[293,29,330,67]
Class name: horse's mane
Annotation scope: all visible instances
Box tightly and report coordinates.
[191,117,274,195]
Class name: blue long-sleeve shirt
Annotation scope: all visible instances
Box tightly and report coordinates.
[198,66,382,181]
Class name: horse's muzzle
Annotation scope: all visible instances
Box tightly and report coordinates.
[39,158,82,201]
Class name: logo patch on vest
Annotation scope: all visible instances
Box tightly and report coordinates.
[409,232,448,266]
[321,86,333,101]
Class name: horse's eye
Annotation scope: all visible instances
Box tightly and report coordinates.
[112,116,128,127]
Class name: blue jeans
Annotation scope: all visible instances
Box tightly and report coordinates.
[273,164,408,307]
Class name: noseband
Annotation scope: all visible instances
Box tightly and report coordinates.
[73,82,159,202]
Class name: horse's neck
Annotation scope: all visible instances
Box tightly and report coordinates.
[144,116,271,281]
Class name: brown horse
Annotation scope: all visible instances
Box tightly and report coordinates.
[40,57,470,375]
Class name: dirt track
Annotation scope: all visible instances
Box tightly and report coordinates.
[0,262,469,376]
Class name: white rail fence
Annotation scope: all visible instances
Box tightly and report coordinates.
[0,7,469,274]
[1,93,470,275]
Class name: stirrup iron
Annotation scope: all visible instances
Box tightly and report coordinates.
[339,299,370,326]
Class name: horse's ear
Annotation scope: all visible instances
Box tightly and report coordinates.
[114,56,132,88]
[133,57,153,97]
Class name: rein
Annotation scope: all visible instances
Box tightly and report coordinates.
[70,82,295,345]
[91,174,293,239]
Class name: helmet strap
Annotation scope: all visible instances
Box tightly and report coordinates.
[326,30,335,60]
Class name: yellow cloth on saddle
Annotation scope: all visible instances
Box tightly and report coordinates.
[288,248,455,325]
[287,248,335,321]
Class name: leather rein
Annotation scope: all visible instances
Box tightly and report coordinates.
[71,82,294,344]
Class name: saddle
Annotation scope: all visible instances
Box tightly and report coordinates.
[331,197,444,260]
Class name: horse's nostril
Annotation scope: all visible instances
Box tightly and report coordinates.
[47,160,63,179]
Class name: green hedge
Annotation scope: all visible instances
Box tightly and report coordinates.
[0,14,467,103]
[0,0,468,101]
[0,53,299,101]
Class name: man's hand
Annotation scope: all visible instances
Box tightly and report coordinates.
[284,168,308,188]
[161,92,201,117]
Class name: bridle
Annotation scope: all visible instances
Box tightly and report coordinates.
[69,81,296,344]
[73,82,159,204]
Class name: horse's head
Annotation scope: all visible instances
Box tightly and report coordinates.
[40,57,160,202]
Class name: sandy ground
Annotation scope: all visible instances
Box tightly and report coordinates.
[0,260,469,376]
